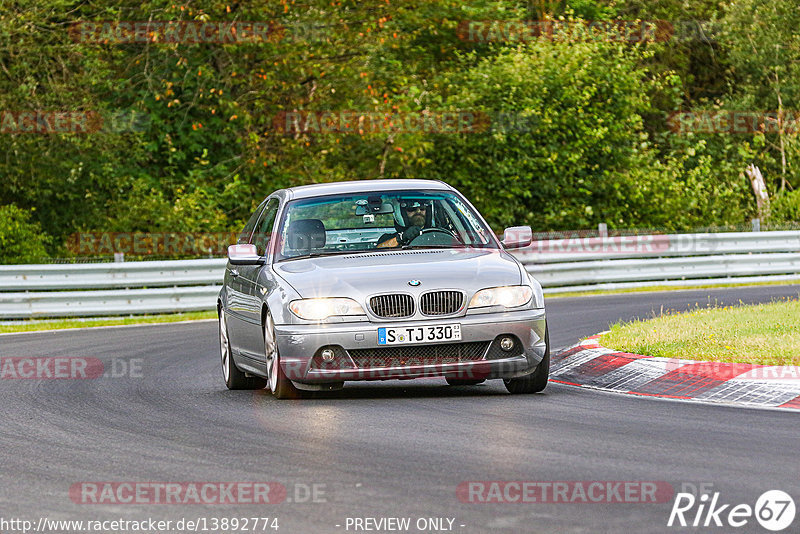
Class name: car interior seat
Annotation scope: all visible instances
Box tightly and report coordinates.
[286,218,327,254]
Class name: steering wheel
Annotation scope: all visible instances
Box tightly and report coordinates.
[409,227,463,246]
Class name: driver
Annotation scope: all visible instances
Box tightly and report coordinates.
[376,199,432,248]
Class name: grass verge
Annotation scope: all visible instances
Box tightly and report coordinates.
[0,310,217,334]
[546,280,800,299]
[600,298,800,366]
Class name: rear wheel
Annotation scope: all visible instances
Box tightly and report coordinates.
[264,311,304,399]
[504,325,549,394]
[445,378,486,386]
[219,308,267,390]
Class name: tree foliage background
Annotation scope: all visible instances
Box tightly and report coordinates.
[0,0,798,261]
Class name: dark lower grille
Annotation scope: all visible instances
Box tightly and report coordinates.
[370,294,414,318]
[485,336,524,360]
[420,290,464,315]
[309,347,354,370]
[349,342,489,369]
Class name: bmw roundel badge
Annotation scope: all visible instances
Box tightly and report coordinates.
[408,280,421,287]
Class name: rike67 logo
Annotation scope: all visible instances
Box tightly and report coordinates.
[668,488,795,531]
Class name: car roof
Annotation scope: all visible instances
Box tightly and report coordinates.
[283,179,453,200]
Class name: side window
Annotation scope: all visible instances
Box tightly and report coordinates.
[237,201,267,245]
[252,198,280,256]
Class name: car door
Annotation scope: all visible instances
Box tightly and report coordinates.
[225,201,266,353]
[236,197,281,363]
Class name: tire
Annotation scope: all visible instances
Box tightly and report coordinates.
[504,325,549,394]
[219,308,268,390]
[445,378,486,386]
[264,311,304,399]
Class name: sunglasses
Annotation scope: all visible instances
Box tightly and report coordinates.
[401,201,430,212]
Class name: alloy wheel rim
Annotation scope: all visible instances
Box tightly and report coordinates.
[265,314,278,392]
[219,310,230,382]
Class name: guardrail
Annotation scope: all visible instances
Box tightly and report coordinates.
[0,286,221,319]
[1,231,799,318]
[515,230,800,263]
[0,259,226,291]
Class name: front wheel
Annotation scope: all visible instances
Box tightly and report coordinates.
[504,325,549,394]
[219,308,267,390]
[264,311,304,399]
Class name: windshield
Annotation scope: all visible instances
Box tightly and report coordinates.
[275,189,496,261]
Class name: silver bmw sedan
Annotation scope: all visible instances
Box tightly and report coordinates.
[218,179,548,398]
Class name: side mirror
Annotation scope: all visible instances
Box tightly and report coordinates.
[227,244,264,265]
[501,226,533,249]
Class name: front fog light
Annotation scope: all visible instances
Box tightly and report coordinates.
[321,349,335,362]
[500,337,514,352]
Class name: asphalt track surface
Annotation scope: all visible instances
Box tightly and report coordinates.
[1,285,799,534]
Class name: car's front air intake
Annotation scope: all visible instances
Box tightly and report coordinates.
[348,342,490,368]
[420,290,464,316]
[369,294,415,318]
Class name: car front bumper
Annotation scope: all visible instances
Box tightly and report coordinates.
[274,309,547,384]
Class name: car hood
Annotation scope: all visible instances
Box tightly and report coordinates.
[273,249,523,299]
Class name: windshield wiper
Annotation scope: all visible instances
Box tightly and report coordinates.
[281,250,357,261]
[400,244,464,250]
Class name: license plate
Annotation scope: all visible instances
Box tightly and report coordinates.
[378,324,462,345]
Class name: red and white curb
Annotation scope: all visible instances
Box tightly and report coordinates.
[550,335,800,410]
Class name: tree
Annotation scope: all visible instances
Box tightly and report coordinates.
[420,37,693,230]
[720,0,800,193]
[0,205,50,263]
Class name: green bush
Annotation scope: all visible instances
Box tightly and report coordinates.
[0,205,50,264]
[421,40,681,231]
[770,190,800,224]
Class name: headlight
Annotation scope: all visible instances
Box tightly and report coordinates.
[289,298,366,321]
[468,286,533,309]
